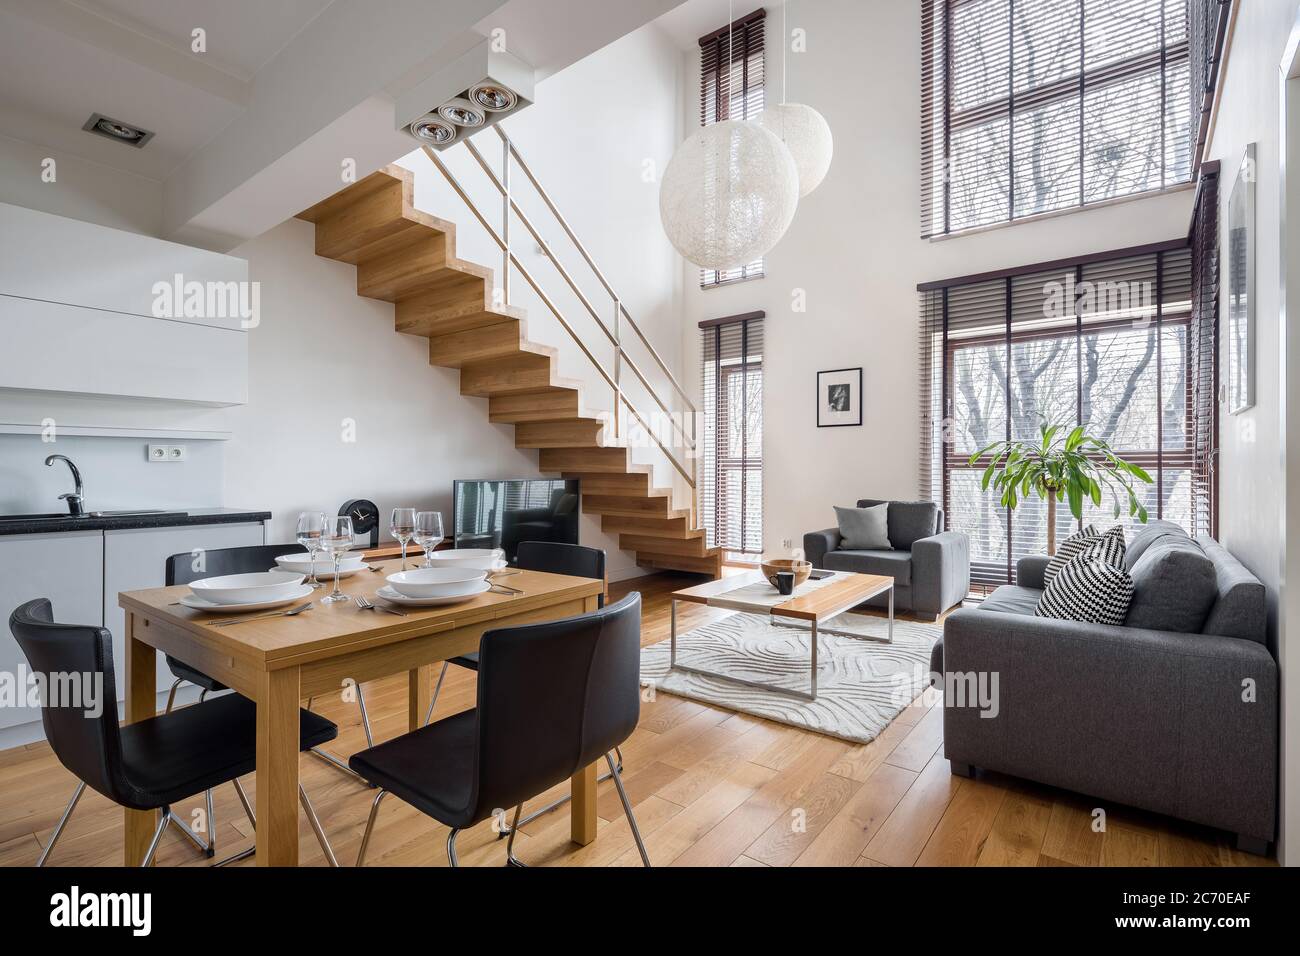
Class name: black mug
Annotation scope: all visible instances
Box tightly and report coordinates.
[775,570,795,595]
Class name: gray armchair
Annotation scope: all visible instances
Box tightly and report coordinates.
[803,498,969,621]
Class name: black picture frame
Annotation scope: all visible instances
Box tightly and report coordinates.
[816,367,863,427]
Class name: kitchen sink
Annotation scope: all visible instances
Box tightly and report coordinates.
[0,510,186,523]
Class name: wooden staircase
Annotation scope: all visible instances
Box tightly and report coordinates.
[296,164,723,578]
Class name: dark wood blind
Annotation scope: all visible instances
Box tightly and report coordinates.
[918,237,1217,588]
[700,8,766,288]
[1189,159,1219,535]
[701,313,764,554]
[921,0,1195,238]
[1189,0,1232,173]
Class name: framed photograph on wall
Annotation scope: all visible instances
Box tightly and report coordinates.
[1227,142,1256,414]
[817,367,862,427]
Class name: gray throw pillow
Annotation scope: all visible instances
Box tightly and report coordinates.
[1124,519,1189,571]
[835,504,891,550]
[1124,535,1218,633]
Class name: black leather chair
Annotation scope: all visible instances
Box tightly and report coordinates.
[352,592,649,867]
[165,544,377,784]
[10,598,339,866]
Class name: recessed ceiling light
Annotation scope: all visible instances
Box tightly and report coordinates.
[409,113,458,145]
[437,97,485,128]
[81,113,154,148]
[469,83,517,112]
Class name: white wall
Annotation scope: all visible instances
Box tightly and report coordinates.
[1205,0,1300,866]
[676,0,1193,555]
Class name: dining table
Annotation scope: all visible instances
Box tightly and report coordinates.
[117,559,606,866]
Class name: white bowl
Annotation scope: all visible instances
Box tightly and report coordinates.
[188,571,306,606]
[274,553,365,575]
[386,566,488,599]
[428,548,506,571]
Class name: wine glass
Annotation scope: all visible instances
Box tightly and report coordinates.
[319,515,355,604]
[412,511,444,568]
[296,511,327,589]
[390,507,416,571]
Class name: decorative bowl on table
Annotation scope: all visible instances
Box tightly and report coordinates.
[188,571,306,606]
[386,566,489,599]
[760,557,812,591]
[427,548,507,572]
[274,553,366,576]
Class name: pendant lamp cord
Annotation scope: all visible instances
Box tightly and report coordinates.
[782,0,788,105]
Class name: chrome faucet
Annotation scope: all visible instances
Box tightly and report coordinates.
[44,455,85,516]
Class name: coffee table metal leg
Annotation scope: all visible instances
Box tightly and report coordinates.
[670,598,677,668]
[889,586,894,642]
[810,618,818,699]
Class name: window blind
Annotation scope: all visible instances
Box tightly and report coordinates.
[921,0,1194,238]
[700,8,767,288]
[701,313,764,554]
[1189,0,1232,173]
[918,236,1217,588]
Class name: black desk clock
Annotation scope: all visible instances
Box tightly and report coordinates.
[340,498,380,548]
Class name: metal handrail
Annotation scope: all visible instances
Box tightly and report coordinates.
[421,145,697,488]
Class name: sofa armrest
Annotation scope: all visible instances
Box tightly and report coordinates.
[910,531,970,618]
[803,528,841,567]
[1016,554,1051,590]
[941,607,1278,842]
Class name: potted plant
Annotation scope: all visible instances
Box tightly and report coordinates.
[970,422,1155,555]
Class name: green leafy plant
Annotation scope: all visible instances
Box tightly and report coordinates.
[969,422,1154,554]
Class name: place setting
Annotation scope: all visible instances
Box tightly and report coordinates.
[377,508,523,607]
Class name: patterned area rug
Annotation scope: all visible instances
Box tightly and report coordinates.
[639,612,939,744]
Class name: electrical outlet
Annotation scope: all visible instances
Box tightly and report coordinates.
[147,444,187,462]
[782,538,793,550]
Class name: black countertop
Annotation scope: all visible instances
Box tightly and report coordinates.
[0,508,271,536]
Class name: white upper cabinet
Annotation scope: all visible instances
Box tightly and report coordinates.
[0,202,249,406]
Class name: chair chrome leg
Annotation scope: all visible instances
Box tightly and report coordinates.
[606,751,650,867]
[504,805,526,867]
[232,777,256,828]
[299,784,338,867]
[309,746,366,781]
[204,787,216,856]
[212,846,256,867]
[446,828,460,867]
[198,689,208,703]
[423,662,449,727]
[167,811,211,855]
[356,682,375,750]
[164,678,182,714]
[355,789,388,867]
[141,809,171,867]
[37,781,86,867]
[502,744,626,836]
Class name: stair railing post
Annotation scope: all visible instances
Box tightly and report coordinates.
[613,297,622,441]
[501,133,511,306]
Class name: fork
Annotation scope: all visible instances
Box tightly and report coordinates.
[355,595,406,616]
[212,602,313,627]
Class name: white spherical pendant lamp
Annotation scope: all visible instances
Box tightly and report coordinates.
[659,119,799,272]
[758,103,833,197]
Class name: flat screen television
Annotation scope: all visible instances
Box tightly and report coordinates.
[452,478,581,564]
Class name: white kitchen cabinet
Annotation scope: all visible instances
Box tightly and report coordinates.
[103,523,265,703]
[0,530,104,731]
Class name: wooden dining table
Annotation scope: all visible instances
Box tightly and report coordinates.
[117,560,605,866]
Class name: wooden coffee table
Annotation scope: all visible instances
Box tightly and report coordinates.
[668,571,894,700]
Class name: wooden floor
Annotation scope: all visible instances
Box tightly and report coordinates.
[0,571,1274,868]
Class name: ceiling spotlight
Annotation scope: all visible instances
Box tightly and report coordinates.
[437,97,485,128]
[81,112,154,148]
[469,82,517,113]
[409,113,458,146]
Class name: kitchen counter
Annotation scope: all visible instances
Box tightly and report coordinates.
[0,508,271,536]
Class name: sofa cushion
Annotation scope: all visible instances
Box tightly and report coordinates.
[856,499,939,550]
[1123,534,1218,633]
[822,549,912,586]
[977,584,1042,617]
[1036,552,1135,625]
[834,504,891,550]
[1196,536,1267,642]
[1044,525,1100,586]
[1124,519,1189,571]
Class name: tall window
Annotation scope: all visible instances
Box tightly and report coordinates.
[699,8,766,288]
[919,228,1218,588]
[701,313,764,555]
[921,0,1194,237]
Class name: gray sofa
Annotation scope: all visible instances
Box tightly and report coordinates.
[803,499,969,621]
[933,521,1277,853]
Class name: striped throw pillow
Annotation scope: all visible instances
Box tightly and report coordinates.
[1043,525,1099,586]
[1035,550,1135,626]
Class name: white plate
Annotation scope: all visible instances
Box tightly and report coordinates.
[428,548,506,571]
[188,570,305,605]
[386,566,488,598]
[179,584,314,614]
[274,555,367,576]
[376,581,491,606]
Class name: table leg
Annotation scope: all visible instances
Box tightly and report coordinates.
[409,664,432,733]
[255,666,301,866]
[810,618,819,700]
[889,586,895,642]
[670,598,677,667]
[570,762,598,845]
[123,612,156,866]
